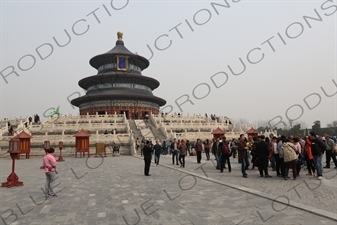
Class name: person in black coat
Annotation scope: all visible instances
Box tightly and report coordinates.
[250,137,259,169]
[219,136,231,173]
[309,132,326,179]
[256,135,272,178]
[143,141,153,176]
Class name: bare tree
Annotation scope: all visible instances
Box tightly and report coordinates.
[311,120,322,135]
[293,120,308,129]
[326,120,337,136]
[327,120,337,127]
[255,120,269,129]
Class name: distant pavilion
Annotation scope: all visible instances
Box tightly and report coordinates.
[71,32,166,119]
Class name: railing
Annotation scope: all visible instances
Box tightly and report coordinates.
[125,120,130,134]
[27,123,128,133]
[162,123,232,131]
[173,132,212,139]
[0,133,132,146]
[172,131,243,141]
[129,134,136,155]
[0,114,125,127]
[149,113,158,128]
[157,119,233,126]
[0,117,28,127]
[157,122,168,140]
[0,126,8,137]
[122,112,127,123]
[45,113,125,124]
[153,114,258,129]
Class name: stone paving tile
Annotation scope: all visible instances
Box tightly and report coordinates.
[157,153,337,214]
[0,155,336,225]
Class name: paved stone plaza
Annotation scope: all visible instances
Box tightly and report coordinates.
[0,153,336,225]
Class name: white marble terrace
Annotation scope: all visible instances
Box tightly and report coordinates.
[151,113,276,142]
[0,112,277,157]
[0,113,135,157]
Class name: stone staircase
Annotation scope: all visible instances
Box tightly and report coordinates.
[146,119,167,142]
[129,119,167,143]
[133,120,155,142]
[128,120,142,140]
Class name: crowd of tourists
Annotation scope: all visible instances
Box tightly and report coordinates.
[233,132,337,179]
[205,113,221,122]
[140,132,337,179]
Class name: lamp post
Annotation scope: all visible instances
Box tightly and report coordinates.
[40,140,50,169]
[1,137,24,188]
[57,141,64,162]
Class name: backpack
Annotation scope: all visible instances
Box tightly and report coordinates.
[327,139,334,151]
[223,143,230,155]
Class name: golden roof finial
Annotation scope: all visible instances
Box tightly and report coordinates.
[117,31,123,40]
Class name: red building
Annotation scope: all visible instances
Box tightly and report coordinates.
[71,32,166,119]
[212,127,225,139]
[246,128,259,137]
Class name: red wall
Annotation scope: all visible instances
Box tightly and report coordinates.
[80,106,159,119]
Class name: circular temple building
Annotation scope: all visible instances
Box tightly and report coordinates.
[71,32,166,119]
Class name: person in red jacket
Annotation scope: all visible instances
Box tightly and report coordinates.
[305,136,316,176]
[195,139,203,164]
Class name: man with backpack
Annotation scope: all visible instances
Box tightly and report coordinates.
[220,136,231,173]
[324,134,337,169]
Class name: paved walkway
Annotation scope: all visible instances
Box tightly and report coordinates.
[0,154,336,225]
[155,153,337,213]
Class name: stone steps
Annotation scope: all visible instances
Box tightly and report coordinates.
[128,120,142,140]
[147,120,167,142]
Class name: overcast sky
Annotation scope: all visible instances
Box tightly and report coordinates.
[0,0,336,129]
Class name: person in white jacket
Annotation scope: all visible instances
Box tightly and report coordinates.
[280,137,298,180]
